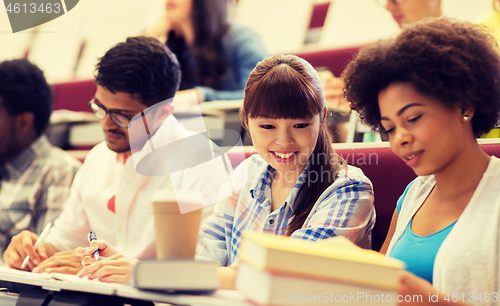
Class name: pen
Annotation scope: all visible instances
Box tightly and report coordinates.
[88,231,99,261]
[21,222,53,269]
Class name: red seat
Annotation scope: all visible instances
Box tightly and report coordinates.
[308,2,331,29]
[296,45,363,78]
[51,79,96,112]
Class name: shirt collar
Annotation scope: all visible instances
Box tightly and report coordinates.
[249,160,311,211]
[4,135,51,181]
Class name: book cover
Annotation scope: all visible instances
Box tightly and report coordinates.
[131,259,220,292]
[238,232,404,290]
[236,262,398,306]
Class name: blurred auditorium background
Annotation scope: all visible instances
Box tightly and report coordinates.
[0,0,494,150]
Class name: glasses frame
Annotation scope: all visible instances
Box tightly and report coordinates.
[89,98,133,129]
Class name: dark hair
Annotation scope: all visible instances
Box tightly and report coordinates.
[167,0,229,90]
[343,18,500,137]
[0,59,52,136]
[95,36,181,107]
[240,54,343,236]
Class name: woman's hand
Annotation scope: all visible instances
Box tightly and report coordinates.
[398,271,470,306]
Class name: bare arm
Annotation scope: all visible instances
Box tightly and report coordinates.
[379,208,399,255]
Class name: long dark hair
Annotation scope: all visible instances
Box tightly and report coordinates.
[240,55,344,236]
[166,0,229,90]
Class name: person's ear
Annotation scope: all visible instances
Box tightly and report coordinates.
[156,103,174,121]
[14,112,35,134]
[461,107,475,123]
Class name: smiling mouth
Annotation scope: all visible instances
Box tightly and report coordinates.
[274,152,295,159]
[405,154,417,160]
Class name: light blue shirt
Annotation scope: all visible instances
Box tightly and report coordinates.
[390,181,456,284]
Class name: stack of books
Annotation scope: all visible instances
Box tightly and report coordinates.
[235,232,404,306]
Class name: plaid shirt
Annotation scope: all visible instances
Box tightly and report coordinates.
[197,154,375,266]
[0,135,81,254]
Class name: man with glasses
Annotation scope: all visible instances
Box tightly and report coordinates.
[377,0,442,28]
[0,59,81,257]
[3,37,230,274]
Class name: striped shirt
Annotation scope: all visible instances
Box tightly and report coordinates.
[197,154,375,266]
[0,135,81,254]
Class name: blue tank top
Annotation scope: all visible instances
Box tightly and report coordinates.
[389,181,456,284]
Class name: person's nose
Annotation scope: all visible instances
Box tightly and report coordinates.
[101,112,119,130]
[275,127,294,147]
[394,126,413,147]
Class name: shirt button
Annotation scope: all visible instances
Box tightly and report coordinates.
[117,227,122,232]
[269,219,274,224]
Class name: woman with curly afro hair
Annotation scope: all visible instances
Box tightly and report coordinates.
[343,18,500,306]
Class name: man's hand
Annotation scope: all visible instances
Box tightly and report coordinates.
[32,251,83,275]
[76,254,138,284]
[74,239,119,263]
[3,230,52,271]
[75,240,136,283]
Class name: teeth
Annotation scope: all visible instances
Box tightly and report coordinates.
[406,154,416,160]
[275,152,294,159]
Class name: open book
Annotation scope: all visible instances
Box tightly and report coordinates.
[0,266,127,296]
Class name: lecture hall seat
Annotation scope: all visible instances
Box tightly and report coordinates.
[51,79,96,112]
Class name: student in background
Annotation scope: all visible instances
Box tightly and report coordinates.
[380,0,442,28]
[478,0,500,42]
[343,18,500,305]
[146,0,268,102]
[77,55,375,288]
[3,37,229,274]
[0,59,80,256]
[476,0,500,139]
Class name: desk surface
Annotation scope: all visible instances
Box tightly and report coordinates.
[0,267,253,306]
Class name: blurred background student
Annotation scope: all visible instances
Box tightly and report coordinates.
[0,59,80,256]
[146,0,268,102]
[381,0,442,28]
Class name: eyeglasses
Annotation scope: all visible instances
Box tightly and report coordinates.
[375,0,407,7]
[89,99,133,128]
